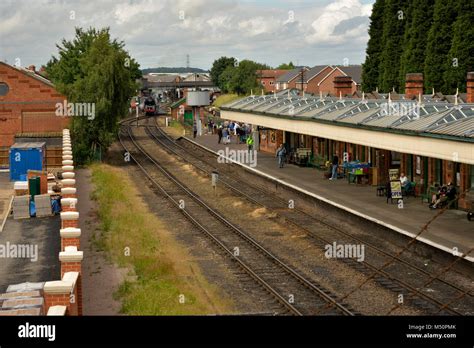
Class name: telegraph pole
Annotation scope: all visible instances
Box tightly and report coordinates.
[300,67,305,94]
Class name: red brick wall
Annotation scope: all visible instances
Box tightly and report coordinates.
[0,63,69,147]
[318,69,357,96]
[306,66,334,95]
[259,77,277,93]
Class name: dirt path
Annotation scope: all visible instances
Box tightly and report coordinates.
[76,168,126,315]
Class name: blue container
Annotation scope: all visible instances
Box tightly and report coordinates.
[9,142,46,181]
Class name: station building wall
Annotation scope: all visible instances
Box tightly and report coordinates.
[273,130,473,210]
[0,62,69,148]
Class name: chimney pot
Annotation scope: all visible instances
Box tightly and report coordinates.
[27,65,36,72]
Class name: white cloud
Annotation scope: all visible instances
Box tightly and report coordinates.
[306,0,372,44]
[0,0,374,69]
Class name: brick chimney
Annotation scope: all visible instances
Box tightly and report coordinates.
[334,76,353,98]
[467,72,474,103]
[405,73,423,100]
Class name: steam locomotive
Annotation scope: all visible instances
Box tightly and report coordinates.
[144,96,157,116]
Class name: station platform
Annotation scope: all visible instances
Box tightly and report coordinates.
[182,132,474,262]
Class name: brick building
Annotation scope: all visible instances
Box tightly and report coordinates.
[275,65,361,96]
[304,65,361,96]
[0,62,69,148]
[275,67,309,91]
[257,70,288,93]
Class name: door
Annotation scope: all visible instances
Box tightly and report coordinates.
[184,111,193,125]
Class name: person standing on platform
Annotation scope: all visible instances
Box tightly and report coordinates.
[193,122,197,138]
[217,126,223,144]
[222,127,229,144]
[246,135,254,153]
[329,153,339,180]
[276,144,286,168]
[234,122,240,136]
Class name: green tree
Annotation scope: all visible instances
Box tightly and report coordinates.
[218,66,236,93]
[276,62,295,70]
[210,56,236,91]
[46,27,139,163]
[424,0,458,93]
[361,0,385,92]
[442,1,474,94]
[398,0,434,92]
[378,0,408,92]
[229,60,269,95]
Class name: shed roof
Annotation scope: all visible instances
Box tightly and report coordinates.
[10,142,46,149]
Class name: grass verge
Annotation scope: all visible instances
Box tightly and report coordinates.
[212,94,241,108]
[90,163,234,315]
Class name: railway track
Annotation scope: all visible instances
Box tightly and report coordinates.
[118,118,356,316]
[144,117,473,315]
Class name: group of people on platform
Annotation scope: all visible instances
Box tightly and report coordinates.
[207,120,254,147]
[429,182,457,209]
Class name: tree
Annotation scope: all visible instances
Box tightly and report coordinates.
[210,57,236,91]
[276,62,295,70]
[442,1,474,94]
[361,0,385,92]
[46,27,139,163]
[378,0,408,92]
[424,0,458,93]
[228,60,269,95]
[218,66,236,93]
[398,0,434,92]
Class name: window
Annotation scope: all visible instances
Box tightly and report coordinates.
[270,81,274,85]
[390,151,401,166]
[261,81,266,86]
[0,83,9,96]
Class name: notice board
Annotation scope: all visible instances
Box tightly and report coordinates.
[389,168,402,199]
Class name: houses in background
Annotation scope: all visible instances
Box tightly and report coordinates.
[256,70,288,93]
[265,65,362,97]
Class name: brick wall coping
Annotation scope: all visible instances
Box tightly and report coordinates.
[61,178,75,186]
[60,227,81,238]
[62,165,74,171]
[62,271,79,287]
[47,305,67,316]
[60,198,77,206]
[60,211,79,220]
[59,251,83,263]
[61,187,76,195]
[62,172,75,179]
[43,280,74,294]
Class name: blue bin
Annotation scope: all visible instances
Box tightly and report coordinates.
[9,142,46,181]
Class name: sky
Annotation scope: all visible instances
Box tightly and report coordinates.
[0,0,375,70]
